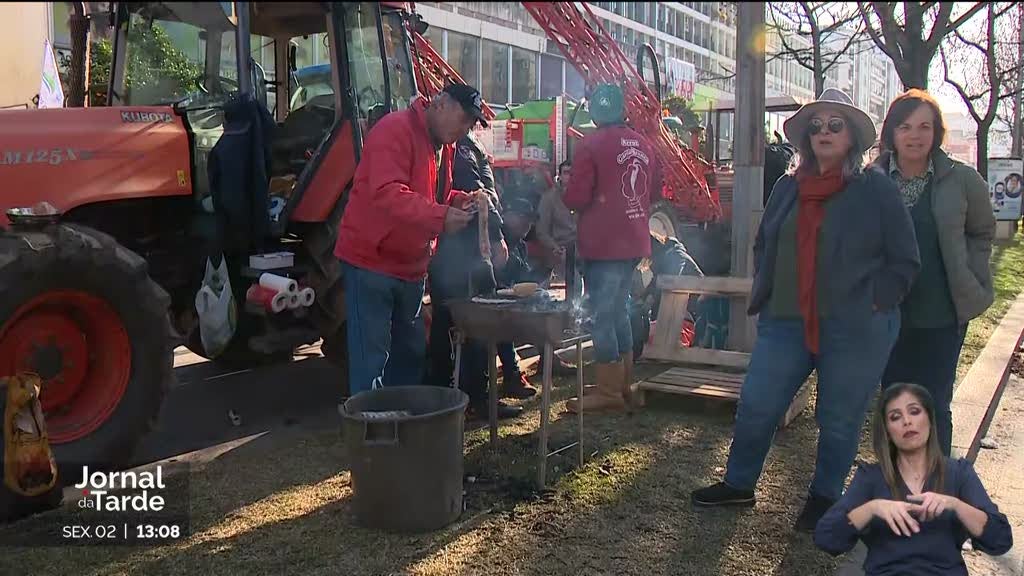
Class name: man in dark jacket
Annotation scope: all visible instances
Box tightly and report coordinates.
[452,132,499,208]
[334,84,487,397]
[563,84,662,414]
[428,133,527,419]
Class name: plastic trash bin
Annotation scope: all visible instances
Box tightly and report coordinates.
[340,385,469,532]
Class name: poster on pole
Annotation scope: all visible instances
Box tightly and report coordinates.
[988,157,1024,221]
[39,40,65,109]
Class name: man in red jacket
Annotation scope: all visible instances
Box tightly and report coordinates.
[563,84,662,414]
[335,84,488,396]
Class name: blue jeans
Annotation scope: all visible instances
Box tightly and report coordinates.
[882,322,968,457]
[343,262,426,396]
[725,310,900,501]
[583,259,638,363]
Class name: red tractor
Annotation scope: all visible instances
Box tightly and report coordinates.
[0,1,424,471]
[0,1,725,476]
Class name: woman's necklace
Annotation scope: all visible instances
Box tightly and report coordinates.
[899,462,927,493]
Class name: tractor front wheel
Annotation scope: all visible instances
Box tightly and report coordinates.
[0,224,173,475]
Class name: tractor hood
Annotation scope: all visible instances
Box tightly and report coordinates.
[0,106,192,226]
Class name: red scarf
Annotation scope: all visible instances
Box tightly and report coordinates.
[795,170,845,354]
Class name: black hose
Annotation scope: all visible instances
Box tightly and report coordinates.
[636,43,662,103]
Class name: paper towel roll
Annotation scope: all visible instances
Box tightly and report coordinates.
[259,273,297,294]
[299,287,315,307]
[286,291,302,309]
[246,285,288,313]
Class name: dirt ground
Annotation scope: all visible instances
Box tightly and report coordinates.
[1,362,851,576]
[2,239,1021,576]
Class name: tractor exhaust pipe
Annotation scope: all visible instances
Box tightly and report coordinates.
[67,2,90,107]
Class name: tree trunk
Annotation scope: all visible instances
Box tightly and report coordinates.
[977,120,991,179]
[812,28,824,97]
[67,3,91,107]
[1013,2,1024,157]
[897,49,930,90]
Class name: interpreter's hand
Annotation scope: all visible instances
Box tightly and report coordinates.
[871,499,924,537]
[907,492,960,522]
[444,207,474,234]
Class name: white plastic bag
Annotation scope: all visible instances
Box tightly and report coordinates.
[194,257,237,358]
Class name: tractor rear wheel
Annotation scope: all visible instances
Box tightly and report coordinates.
[0,224,173,474]
[301,220,347,363]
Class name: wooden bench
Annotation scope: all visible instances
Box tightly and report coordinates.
[636,275,811,428]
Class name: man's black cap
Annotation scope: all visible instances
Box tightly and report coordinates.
[502,196,537,220]
[443,83,489,128]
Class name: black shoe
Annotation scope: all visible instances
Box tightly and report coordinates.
[691,481,756,507]
[794,493,836,533]
[468,401,523,420]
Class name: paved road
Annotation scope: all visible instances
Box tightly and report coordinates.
[128,344,344,468]
[963,373,1024,575]
[127,338,576,469]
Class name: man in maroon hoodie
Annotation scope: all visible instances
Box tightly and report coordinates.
[563,84,662,414]
[335,84,488,397]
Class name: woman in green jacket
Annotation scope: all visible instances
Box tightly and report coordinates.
[877,89,997,456]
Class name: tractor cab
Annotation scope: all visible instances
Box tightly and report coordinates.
[97,1,421,360]
[105,1,417,233]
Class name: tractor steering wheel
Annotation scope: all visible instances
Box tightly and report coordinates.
[197,74,240,95]
[357,85,384,110]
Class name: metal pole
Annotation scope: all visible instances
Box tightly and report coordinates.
[236,2,252,96]
[576,339,584,469]
[488,341,498,445]
[728,2,765,353]
[537,342,554,489]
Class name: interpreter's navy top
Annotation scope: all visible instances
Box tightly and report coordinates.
[814,458,1012,576]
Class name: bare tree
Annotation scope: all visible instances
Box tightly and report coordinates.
[858,2,988,89]
[940,2,1022,176]
[767,2,867,97]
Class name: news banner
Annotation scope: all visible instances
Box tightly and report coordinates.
[2,464,190,546]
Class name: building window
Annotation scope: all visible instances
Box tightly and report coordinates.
[566,63,585,99]
[511,47,537,103]
[423,26,445,56]
[481,39,509,104]
[447,30,480,87]
[52,2,72,49]
[540,53,563,98]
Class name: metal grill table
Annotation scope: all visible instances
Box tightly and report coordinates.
[447,298,586,489]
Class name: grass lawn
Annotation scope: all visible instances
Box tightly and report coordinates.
[1,235,1022,576]
[956,234,1024,384]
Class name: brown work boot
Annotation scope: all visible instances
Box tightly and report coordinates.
[565,361,626,414]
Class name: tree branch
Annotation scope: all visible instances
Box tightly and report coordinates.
[945,1,990,34]
[858,2,903,62]
[942,43,984,125]
[952,28,987,56]
[822,29,865,70]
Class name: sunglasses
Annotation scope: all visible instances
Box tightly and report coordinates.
[808,117,846,136]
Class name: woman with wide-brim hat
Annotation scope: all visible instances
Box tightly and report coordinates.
[691,88,921,532]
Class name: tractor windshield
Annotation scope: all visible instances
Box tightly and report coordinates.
[117,2,239,107]
[344,3,417,122]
